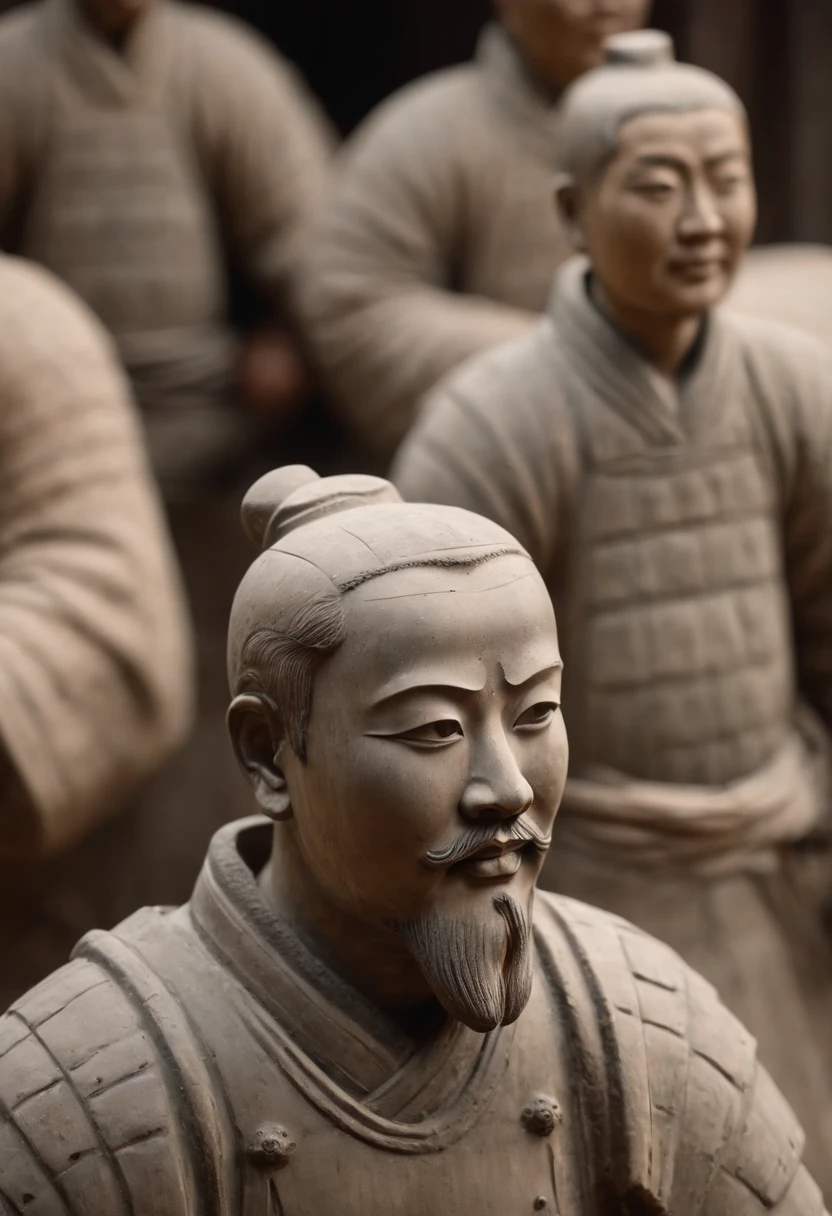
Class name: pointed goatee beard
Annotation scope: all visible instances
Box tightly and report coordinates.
[396,892,534,1033]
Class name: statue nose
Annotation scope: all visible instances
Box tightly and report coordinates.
[459,749,534,824]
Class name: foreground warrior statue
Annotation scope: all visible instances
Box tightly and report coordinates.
[395,31,832,1189]
[0,465,824,1214]
[0,256,191,859]
[299,0,650,458]
[0,0,333,492]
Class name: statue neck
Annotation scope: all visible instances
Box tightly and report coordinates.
[260,827,439,1037]
[590,277,705,379]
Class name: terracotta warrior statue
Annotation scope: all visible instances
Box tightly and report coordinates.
[0,255,191,858]
[298,0,651,459]
[0,0,333,493]
[0,464,824,1213]
[394,30,832,1192]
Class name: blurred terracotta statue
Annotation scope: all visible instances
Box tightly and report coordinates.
[0,255,191,857]
[0,464,823,1214]
[0,0,333,493]
[298,0,651,459]
[395,30,832,1190]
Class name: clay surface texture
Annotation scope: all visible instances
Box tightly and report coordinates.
[0,465,824,1213]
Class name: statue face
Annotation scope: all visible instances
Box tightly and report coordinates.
[79,0,156,38]
[578,107,756,317]
[496,0,651,89]
[281,554,567,1028]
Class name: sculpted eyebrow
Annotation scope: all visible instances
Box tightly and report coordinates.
[501,661,563,690]
[370,682,485,710]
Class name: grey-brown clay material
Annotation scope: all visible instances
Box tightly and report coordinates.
[0,0,333,487]
[394,33,832,1198]
[297,2,650,459]
[0,464,825,1212]
[0,256,192,857]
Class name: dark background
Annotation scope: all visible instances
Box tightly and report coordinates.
[1,0,828,242]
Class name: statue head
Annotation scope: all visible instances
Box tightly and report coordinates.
[78,0,157,40]
[494,0,652,92]
[555,30,756,319]
[227,467,568,1032]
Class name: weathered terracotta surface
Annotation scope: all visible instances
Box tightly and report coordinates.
[0,466,824,1213]
[0,255,192,861]
[0,0,333,491]
[395,32,832,1196]
[298,2,650,458]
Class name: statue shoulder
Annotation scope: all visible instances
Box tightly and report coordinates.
[533,893,822,1213]
[0,910,228,1214]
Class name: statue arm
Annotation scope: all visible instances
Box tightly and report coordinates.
[0,263,193,858]
[296,87,538,459]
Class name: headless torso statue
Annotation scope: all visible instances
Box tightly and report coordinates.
[298,0,650,458]
[394,30,832,1193]
[0,465,824,1214]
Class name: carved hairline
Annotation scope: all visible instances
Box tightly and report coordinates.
[560,96,748,186]
[235,545,531,761]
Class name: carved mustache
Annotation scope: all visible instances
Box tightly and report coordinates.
[422,818,552,871]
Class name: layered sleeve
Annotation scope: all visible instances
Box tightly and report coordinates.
[187,10,335,318]
[0,260,193,858]
[392,328,574,576]
[297,78,539,459]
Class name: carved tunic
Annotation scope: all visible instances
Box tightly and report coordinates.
[393,256,832,1188]
[0,0,333,481]
[297,25,569,458]
[0,818,822,1215]
[0,256,192,857]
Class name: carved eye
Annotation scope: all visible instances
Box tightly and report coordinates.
[514,702,559,731]
[635,180,675,200]
[395,720,464,746]
[714,172,746,195]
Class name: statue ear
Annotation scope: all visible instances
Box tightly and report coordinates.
[554,175,588,253]
[227,694,293,822]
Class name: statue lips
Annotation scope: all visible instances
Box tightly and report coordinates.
[422,822,553,884]
[453,840,526,883]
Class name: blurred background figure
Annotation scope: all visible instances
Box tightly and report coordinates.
[297,0,652,462]
[0,256,192,1006]
[0,0,337,897]
[0,0,334,496]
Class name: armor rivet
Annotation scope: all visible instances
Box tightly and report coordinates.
[521,1096,562,1137]
[534,1198,548,1211]
[248,1123,297,1170]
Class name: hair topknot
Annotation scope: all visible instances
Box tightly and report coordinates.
[241,466,403,552]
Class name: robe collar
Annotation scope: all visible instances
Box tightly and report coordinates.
[476,23,562,161]
[549,256,740,445]
[188,817,514,1149]
[46,0,172,107]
